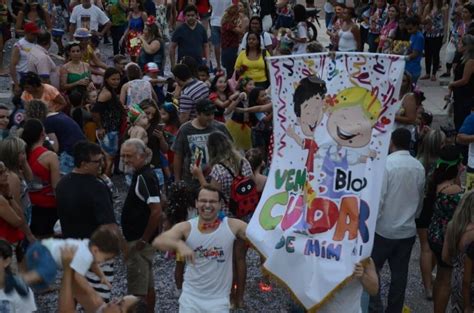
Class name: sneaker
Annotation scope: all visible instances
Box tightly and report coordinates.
[440,72,450,78]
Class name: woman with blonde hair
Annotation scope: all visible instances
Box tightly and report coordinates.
[443,191,474,312]
[0,161,30,254]
[0,138,35,243]
[415,128,446,299]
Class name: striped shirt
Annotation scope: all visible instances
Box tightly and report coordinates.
[85,259,115,302]
[179,79,210,120]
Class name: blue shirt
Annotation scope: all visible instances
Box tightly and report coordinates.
[405,31,424,78]
[459,112,474,168]
[44,112,85,154]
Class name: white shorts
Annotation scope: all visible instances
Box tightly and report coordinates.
[179,291,230,313]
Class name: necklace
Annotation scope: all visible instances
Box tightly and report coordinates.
[69,61,82,72]
[198,219,221,232]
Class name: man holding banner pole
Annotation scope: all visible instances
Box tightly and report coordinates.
[369,128,425,313]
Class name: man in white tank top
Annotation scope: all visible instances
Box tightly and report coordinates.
[153,187,248,313]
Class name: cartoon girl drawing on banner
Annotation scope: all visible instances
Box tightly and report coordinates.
[318,87,381,199]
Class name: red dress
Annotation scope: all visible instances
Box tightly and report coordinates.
[28,146,56,208]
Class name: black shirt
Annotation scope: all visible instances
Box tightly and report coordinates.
[56,173,116,239]
[260,0,276,17]
[121,165,161,241]
[453,53,474,103]
[171,23,208,63]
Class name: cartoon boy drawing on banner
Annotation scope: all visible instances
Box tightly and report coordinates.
[287,76,327,234]
[287,76,327,180]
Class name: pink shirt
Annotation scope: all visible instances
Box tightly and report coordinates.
[378,20,398,51]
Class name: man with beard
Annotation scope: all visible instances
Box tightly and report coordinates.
[120,138,161,313]
[170,4,209,67]
[153,186,247,312]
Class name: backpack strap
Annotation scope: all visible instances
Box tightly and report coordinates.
[262,49,269,82]
[219,162,236,178]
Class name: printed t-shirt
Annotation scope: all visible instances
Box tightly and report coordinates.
[69,4,110,31]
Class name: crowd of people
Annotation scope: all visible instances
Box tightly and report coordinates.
[0,0,473,312]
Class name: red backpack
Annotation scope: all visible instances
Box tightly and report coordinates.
[219,161,259,218]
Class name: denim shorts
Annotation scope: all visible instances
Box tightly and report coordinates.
[59,151,75,175]
[25,242,58,291]
[211,26,221,46]
[98,131,119,156]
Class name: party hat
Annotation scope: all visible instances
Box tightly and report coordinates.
[128,104,145,124]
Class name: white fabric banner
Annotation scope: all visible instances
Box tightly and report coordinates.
[247,52,405,311]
